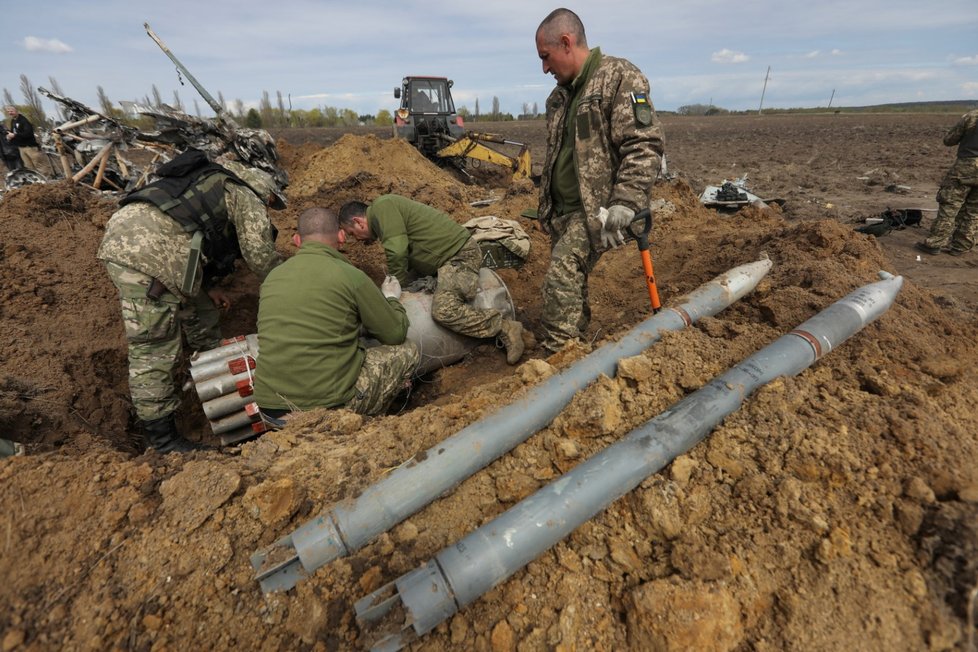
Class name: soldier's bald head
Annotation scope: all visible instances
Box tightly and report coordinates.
[537,8,587,48]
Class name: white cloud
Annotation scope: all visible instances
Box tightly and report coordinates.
[831,49,843,56]
[23,36,73,54]
[805,50,820,59]
[712,49,749,64]
[952,54,978,65]
[963,82,978,95]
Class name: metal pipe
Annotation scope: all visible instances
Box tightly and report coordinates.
[251,258,773,593]
[354,272,903,650]
[202,391,253,420]
[190,334,259,366]
[189,353,256,384]
[210,405,258,435]
[194,369,256,403]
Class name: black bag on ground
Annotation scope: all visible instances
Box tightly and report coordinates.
[855,208,923,237]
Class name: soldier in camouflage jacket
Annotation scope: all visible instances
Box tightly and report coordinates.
[535,8,664,353]
[918,109,978,256]
[97,163,283,452]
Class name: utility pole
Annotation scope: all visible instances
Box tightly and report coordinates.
[758,66,771,114]
[827,89,836,109]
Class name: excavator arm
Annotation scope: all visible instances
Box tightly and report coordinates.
[436,132,532,180]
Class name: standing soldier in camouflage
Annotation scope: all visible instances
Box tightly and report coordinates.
[254,207,420,420]
[98,153,284,452]
[916,108,978,257]
[534,8,664,353]
[339,194,525,364]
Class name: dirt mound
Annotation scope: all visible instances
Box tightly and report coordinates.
[1,131,977,651]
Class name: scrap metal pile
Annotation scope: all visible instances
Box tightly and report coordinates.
[3,23,287,200]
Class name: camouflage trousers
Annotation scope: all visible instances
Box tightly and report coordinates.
[104,261,223,422]
[431,238,503,339]
[346,341,420,416]
[924,157,978,252]
[541,210,601,353]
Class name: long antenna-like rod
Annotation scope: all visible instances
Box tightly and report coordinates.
[758,65,771,114]
[144,22,224,117]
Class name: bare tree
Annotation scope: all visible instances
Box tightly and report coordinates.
[217,90,227,114]
[96,85,114,116]
[19,74,47,125]
[151,84,163,108]
[232,98,244,118]
[491,95,500,118]
[3,88,16,109]
[48,76,67,121]
[475,97,480,118]
[521,102,530,117]
[532,101,539,116]
[276,91,287,127]
[172,90,183,111]
[193,99,201,117]
[259,90,273,127]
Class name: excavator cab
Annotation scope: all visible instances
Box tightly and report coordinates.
[393,76,465,158]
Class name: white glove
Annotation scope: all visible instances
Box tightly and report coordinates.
[597,207,626,249]
[381,275,402,300]
[605,205,635,231]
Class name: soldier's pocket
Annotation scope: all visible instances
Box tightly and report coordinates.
[120,298,179,344]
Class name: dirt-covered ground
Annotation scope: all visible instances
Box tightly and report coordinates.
[1,113,977,651]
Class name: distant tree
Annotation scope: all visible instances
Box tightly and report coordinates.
[3,88,16,110]
[475,97,480,118]
[96,85,114,116]
[521,102,530,116]
[457,106,471,118]
[48,76,67,121]
[276,91,287,127]
[232,99,245,118]
[193,99,201,117]
[532,101,539,116]
[358,113,374,124]
[217,91,227,114]
[151,84,163,108]
[259,90,273,127]
[324,106,339,126]
[340,108,359,126]
[172,90,183,111]
[305,107,325,127]
[375,109,393,125]
[245,108,262,128]
[19,74,47,126]
[491,96,500,119]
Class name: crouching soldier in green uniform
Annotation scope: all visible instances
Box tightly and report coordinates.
[253,207,419,419]
[338,194,525,364]
[98,151,284,453]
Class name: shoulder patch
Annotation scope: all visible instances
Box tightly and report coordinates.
[631,92,653,127]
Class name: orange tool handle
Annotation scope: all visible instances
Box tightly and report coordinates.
[640,249,661,311]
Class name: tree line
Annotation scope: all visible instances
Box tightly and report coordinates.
[4,74,544,130]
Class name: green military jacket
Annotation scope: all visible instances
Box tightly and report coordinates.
[253,241,409,410]
[538,49,665,253]
[944,109,978,159]
[366,194,471,285]
[97,182,281,300]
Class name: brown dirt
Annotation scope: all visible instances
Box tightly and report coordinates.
[2,114,977,651]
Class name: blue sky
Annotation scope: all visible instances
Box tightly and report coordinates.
[2,0,976,119]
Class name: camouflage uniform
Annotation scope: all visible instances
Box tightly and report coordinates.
[367,194,505,339]
[346,342,420,416]
[923,109,978,254]
[538,48,664,352]
[98,182,281,422]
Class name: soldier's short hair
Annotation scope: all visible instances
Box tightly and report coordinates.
[537,8,587,48]
[338,201,368,226]
[297,207,338,237]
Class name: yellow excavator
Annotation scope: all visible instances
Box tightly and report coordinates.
[393,76,532,180]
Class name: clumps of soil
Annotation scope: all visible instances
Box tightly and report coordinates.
[1,134,977,651]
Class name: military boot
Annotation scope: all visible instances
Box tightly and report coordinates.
[498,319,525,365]
[142,414,206,453]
